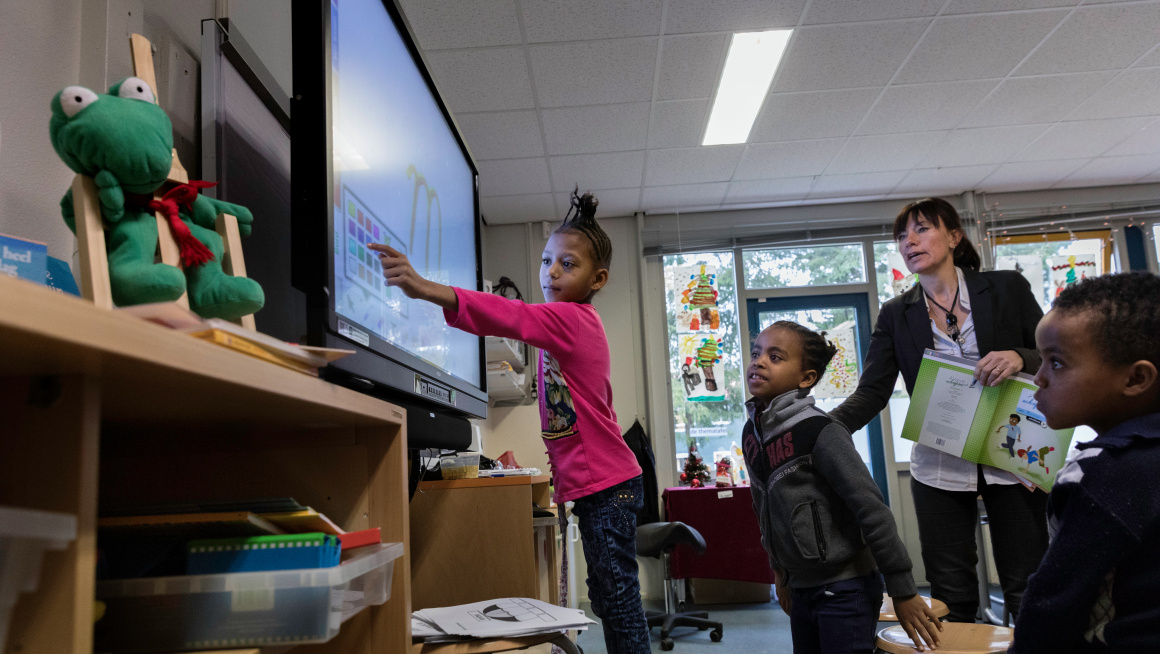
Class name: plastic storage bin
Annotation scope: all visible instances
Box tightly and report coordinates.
[95,541,403,652]
[440,452,481,479]
[0,506,77,651]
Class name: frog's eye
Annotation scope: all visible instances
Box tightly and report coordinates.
[118,77,155,104]
[60,86,99,118]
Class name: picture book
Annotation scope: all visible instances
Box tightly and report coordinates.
[0,232,47,284]
[901,350,1075,491]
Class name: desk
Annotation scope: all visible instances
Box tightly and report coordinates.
[0,275,411,653]
[410,476,561,611]
[663,486,775,584]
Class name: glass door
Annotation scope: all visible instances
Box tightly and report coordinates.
[747,293,889,502]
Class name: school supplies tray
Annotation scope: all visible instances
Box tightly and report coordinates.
[94,542,402,652]
[440,452,480,480]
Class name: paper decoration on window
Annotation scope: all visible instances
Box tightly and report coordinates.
[1049,255,1097,298]
[680,334,725,401]
[880,248,916,299]
[676,265,720,332]
[813,322,859,400]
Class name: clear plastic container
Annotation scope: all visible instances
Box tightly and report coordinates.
[95,541,403,652]
[0,506,77,651]
[440,452,481,479]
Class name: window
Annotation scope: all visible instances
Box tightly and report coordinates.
[1154,224,1160,262]
[743,244,867,289]
[992,231,1113,314]
[663,253,746,479]
[873,241,917,306]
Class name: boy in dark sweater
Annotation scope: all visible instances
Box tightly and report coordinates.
[743,321,942,654]
[1010,272,1160,653]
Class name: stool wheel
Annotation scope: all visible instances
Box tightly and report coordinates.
[710,628,723,642]
[677,601,686,612]
[661,637,674,650]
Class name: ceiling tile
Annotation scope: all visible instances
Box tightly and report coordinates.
[425,48,535,112]
[1106,118,1160,156]
[857,80,999,135]
[773,21,929,92]
[477,157,552,196]
[733,139,846,180]
[643,145,745,186]
[397,0,522,50]
[521,0,662,43]
[752,88,881,142]
[960,72,1116,127]
[1010,117,1155,161]
[648,99,709,149]
[641,183,729,212]
[456,111,544,160]
[657,34,729,101]
[895,11,1068,84]
[724,177,815,204]
[530,38,657,107]
[827,132,947,174]
[540,103,650,155]
[920,124,1050,166]
[944,0,1078,14]
[1054,153,1160,187]
[978,159,1090,192]
[548,152,646,192]
[1135,46,1160,68]
[481,194,557,224]
[1066,68,1160,121]
[664,0,806,34]
[808,171,908,199]
[893,165,997,195]
[804,0,943,25]
[1016,4,1160,75]
[554,188,641,218]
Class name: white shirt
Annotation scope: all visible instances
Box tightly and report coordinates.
[909,267,1021,490]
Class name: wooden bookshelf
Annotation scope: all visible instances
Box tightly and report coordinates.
[0,276,411,654]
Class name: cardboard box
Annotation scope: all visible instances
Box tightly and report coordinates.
[688,578,771,605]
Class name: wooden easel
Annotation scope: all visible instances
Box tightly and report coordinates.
[72,33,257,331]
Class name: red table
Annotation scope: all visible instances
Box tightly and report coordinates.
[663,485,776,584]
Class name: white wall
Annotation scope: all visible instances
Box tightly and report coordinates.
[478,216,665,599]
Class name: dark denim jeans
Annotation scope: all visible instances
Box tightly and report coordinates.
[572,475,651,654]
[789,571,884,654]
[911,474,1049,622]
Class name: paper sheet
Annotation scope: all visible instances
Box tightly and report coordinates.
[414,597,594,639]
[917,366,983,457]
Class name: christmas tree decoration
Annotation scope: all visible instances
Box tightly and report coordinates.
[680,442,711,488]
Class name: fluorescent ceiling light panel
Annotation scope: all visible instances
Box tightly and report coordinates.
[702,30,792,146]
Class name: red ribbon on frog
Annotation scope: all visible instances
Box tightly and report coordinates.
[133,180,217,268]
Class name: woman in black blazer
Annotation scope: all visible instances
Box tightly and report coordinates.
[831,198,1048,624]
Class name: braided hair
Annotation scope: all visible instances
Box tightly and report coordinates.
[1053,271,1160,369]
[771,321,839,389]
[555,186,612,269]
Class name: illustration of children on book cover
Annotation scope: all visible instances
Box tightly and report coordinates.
[541,352,578,439]
[979,388,1062,488]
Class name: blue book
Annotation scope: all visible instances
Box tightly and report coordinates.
[45,256,80,296]
[0,233,47,285]
[186,532,341,574]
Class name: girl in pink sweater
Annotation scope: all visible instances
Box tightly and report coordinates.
[370,191,649,653]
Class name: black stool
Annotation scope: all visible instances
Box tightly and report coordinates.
[636,522,723,650]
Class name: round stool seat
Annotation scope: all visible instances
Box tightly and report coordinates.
[878,593,950,621]
[876,623,1014,654]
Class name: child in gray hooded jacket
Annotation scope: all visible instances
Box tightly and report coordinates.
[742,321,942,654]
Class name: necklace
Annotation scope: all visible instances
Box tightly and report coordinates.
[924,285,964,345]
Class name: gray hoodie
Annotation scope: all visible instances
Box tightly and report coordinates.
[742,389,918,597]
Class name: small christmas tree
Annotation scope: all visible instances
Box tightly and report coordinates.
[680,441,711,488]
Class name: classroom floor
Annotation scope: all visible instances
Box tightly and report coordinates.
[576,586,1006,654]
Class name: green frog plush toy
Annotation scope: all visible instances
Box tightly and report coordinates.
[49,77,264,320]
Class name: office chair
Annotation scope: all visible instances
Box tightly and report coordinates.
[636,522,723,650]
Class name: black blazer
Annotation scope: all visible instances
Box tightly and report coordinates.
[830,268,1044,433]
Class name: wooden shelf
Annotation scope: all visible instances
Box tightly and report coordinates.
[0,276,412,654]
[418,475,550,491]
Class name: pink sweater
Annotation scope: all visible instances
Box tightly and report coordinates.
[445,288,642,502]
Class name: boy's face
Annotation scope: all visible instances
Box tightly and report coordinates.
[1010,417,1019,426]
[1033,310,1127,433]
[747,327,816,403]
[540,232,608,303]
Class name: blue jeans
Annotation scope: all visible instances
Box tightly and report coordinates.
[572,475,651,654]
[790,571,884,654]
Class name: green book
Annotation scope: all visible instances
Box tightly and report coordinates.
[901,350,1075,491]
